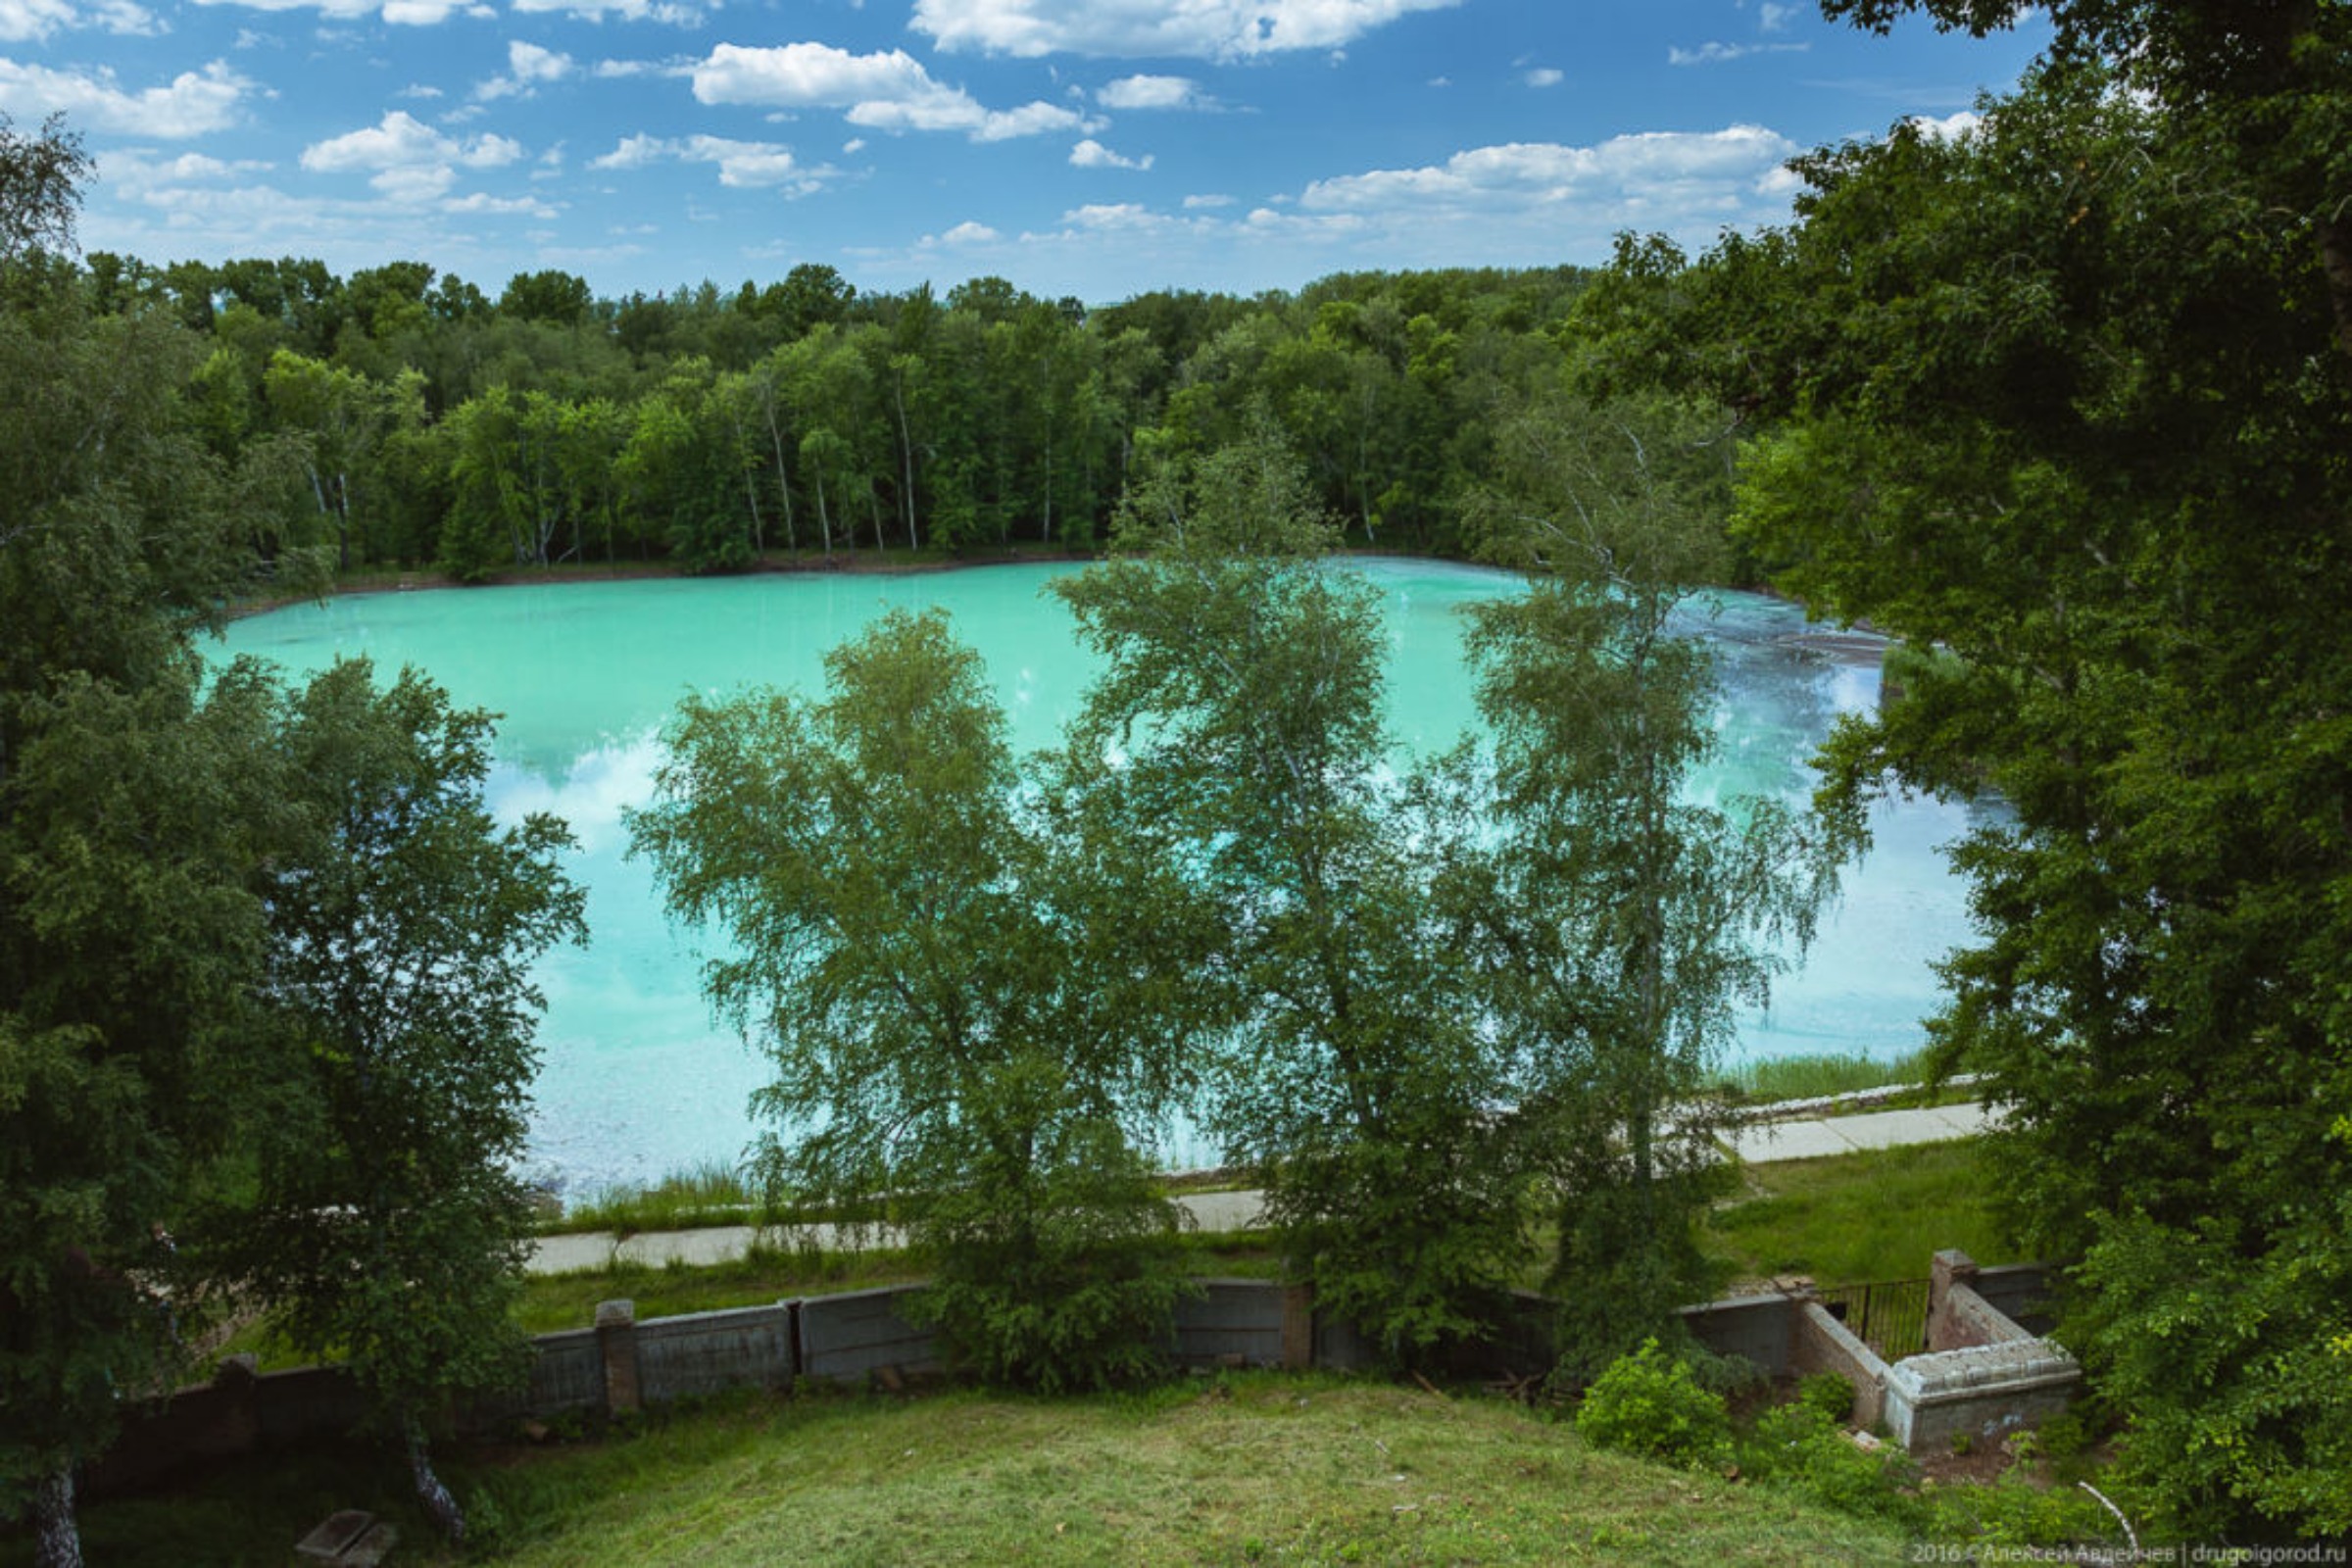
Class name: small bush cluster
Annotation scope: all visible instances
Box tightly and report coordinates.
[1574,1343,2132,1553]
[1740,1401,1919,1526]
[1572,1339,1734,1470]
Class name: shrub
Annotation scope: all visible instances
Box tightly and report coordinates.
[1794,1371,1855,1426]
[1739,1402,1921,1528]
[1919,1473,2131,1550]
[1574,1339,1733,1470]
[908,1113,1197,1395]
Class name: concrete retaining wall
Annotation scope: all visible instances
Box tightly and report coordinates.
[1680,1294,1796,1377]
[1790,1300,1890,1430]
[86,1253,2068,1493]
[1969,1263,2058,1337]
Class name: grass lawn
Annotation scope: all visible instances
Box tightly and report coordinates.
[516,1231,1286,1337]
[11,1376,1909,1566]
[1703,1139,2019,1288]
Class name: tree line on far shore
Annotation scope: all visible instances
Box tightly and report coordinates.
[64,237,1593,581]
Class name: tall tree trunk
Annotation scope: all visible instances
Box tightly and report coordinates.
[741,465,764,558]
[764,412,798,556]
[33,1464,82,1568]
[405,1418,466,1545]
[813,466,833,562]
[1039,432,1058,550]
[891,368,918,552]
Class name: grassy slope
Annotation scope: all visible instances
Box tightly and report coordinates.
[10,1378,1909,1567]
[485,1377,1905,1566]
[1704,1140,2016,1287]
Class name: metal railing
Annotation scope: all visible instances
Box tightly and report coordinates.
[1814,1277,1932,1359]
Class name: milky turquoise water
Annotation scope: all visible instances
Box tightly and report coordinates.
[216,560,1986,1197]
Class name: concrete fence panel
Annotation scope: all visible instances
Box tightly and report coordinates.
[637,1303,796,1402]
[1969,1263,2060,1337]
[251,1365,372,1446]
[519,1328,604,1418]
[798,1285,940,1384]
[1170,1279,1287,1368]
[1680,1294,1798,1379]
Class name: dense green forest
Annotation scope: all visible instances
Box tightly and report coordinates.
[61,243,1592,578]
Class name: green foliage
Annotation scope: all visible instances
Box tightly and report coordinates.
[1573,1339,1733,1470]
[1917,1473,2127,1553]
[1739,1402,1919,1528]
[2065,1201,2352,1541]
[1794,1372,1855,1427]
[1546,1163,1736,1387]
[223,659,584,1540]
[1583,2,2352,1537]
[910,1115,1195,1393]
[631,608,1200,1392]
[1456,394,1856,1378]
[1054,430,1530,1369]
[0,113,90,270]
[0,138,318,1554]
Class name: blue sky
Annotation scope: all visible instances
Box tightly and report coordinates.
[3,0,2048,304]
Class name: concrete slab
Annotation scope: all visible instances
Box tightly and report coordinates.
[1725,1118,1863,1163]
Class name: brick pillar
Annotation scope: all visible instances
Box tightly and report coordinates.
[595,1298,641,1415]
[1280,1283,1314,1371]
[1928,1250,1980,1352]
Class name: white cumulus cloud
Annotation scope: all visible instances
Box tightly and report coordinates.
[1070,136,1151,171]
[511,0,703,22]
[1524,67,1561,87]
[190,0,480,25]
[477,39,573,101]
[1301,126,1800,216]
[301,111,523,202]
[589,130,831,191]
[0,57,249,136]
[912,0,1462,59]
[1095,73,1207,110]
[443,190,558,217]
[692,40,1088,141]
[1906,110,1981,141]
[0,0,76,40]
[0,0,157,39]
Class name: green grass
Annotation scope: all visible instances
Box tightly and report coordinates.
[516,1232,1285,1336]
[6,1376,1910,1566]
[1710,1050,1939,1104]
[542,1160,765,1237]
[1704,1139,2017,1288]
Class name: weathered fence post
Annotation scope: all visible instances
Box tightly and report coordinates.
[1280,1283,1314,1371]
[595,1298,641,1416]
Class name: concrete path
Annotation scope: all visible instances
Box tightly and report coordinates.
[1719,1102,2004,1165]
[526,1102,2002,1277]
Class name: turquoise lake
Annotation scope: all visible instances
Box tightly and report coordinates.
[216,559,1987,1197]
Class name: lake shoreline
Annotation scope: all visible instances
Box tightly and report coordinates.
[222,543,1514,622]
[224,545,1106,621]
